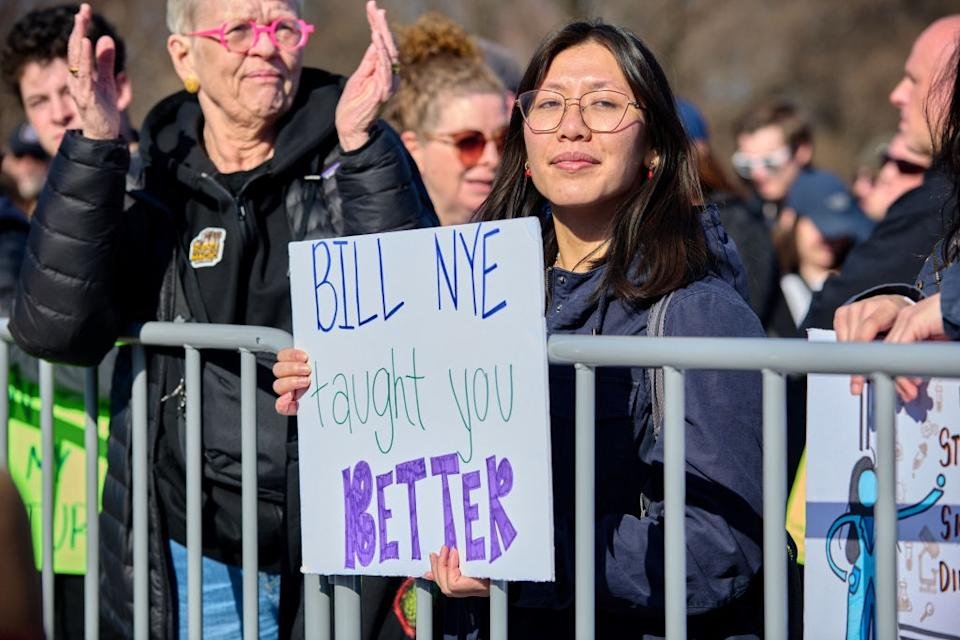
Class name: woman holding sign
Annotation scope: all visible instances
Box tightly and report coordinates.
[275,20,765,639]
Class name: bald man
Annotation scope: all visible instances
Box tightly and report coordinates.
[801,16,960,331]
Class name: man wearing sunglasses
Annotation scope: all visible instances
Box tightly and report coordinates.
[732,101,815,228]
[802,16,960,332]
[860,133,930,222]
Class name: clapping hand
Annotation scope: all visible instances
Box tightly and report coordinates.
[335,1,400,152]
[66,3,121,140]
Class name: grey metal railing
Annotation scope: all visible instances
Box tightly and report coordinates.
[5,319,960,640]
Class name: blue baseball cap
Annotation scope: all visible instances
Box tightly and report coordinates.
[677,98,709,142]
[787,169,874,243]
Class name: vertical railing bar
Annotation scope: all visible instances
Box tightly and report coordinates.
[663,366,686,639]
[762,370,787,640]
[132,345,149,640]
[574,363,595,640]
[84,367,100,640]
[489,580,508,640]
[0,341,9,467]
[39,360,54,638]
[333,575,361,640]
[185,346,203,640]
[416,577,433,640]
[304,574,330,640]
[240,349,259,640]
[872,374,897,640]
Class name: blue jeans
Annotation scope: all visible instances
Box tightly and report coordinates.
[168,539,280,639]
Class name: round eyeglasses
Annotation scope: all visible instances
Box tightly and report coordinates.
[515,89,642,133]
[187,18,315,53]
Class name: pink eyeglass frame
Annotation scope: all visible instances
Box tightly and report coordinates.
[187,18,316,52]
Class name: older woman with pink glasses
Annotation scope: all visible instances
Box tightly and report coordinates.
[8,0,435,637]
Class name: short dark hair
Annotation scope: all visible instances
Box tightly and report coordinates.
[476,21,707,304]
[733,100,813,151]
[1,4,126,99]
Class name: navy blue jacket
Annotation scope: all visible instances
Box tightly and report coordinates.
[445,208,765,639]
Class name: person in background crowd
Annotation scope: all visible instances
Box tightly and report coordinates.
[0,122,49,214]
[732,100,816,234]
[384,12,508,227]
[777,171,875,328]
[834,33,960,401]
[276,20,774,639]
[802,15,960,332]
[678,98,781,332]
[859,133,930,221]
[850,134,891,206]
[9,2,435,639]
[1,4,136,158]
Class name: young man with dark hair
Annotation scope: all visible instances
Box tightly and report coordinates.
[733,101,814,216]
[1,3,133,157]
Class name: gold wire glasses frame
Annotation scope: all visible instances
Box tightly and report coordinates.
[515,89,643,133]
[187,18,316,53]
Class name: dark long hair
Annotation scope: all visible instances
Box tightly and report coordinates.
[939,41,960,264]
[474,21,707,304]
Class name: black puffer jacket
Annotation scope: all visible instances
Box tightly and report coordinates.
[10,68,436,638]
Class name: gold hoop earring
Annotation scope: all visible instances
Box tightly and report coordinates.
[184,74,200,94]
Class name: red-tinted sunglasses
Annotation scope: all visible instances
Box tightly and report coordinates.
[427,129,507,168]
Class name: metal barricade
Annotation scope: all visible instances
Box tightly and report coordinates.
[5,319,960,640]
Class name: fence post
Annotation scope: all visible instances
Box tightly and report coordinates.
[84,367,100,640]
[304,574,331,640]
[416,577,432,640]
[663,366,686,639]
[333,575,361,640]
[40,360,54,638]
[762,370,787,640]
[185,346,203,640]
[132,345,149,640]
[872,374,898,640]
[489,580,508,640]
[240,349,259,640]
[574,363,595,640]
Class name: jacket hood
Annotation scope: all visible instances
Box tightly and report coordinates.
[138,67,345,191]
[698,203,751,305]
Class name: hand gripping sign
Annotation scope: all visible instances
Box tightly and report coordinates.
[289,218,554,581]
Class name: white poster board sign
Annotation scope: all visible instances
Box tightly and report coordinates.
[289,219,554,581]
[805,329,960,639]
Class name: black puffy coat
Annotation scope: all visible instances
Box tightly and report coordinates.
[10,68,436,638]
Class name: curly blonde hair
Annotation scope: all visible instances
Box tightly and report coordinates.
[384,12,504,134]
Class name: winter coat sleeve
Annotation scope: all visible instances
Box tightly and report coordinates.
[937,262,960,340]
[9,131,133,365]
[335,121,438,234]
[597,287,764,614]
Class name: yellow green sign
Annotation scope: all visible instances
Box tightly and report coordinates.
[6,367,109,575]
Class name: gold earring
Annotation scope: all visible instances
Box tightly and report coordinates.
[184,74,200,94]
